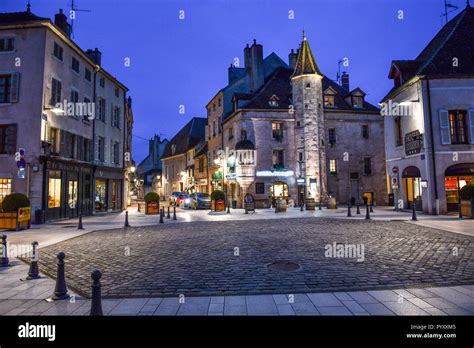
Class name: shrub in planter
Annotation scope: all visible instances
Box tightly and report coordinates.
[144,192,160,214]
[2,193,30,212]
[211,190,225,211]
[144,192,160,203]
[460,184,474,201]
[460,184,474,218]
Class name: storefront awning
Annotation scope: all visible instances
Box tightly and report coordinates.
[402,166,421,178]
[445,163,474,176]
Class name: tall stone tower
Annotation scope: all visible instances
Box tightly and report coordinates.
[291,33,327,202]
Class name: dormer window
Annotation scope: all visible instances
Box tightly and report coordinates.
[268,95,279,107]
[352,96,364,108]
[171,144,176,155]
[324,95,335,107]
[323,87,337,108]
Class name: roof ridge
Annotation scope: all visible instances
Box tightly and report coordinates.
[415,8,468,75]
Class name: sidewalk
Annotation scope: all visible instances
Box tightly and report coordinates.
[1,260,473,316]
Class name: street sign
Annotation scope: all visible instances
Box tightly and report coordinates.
[391,176,398,190]
[392,166,399,174]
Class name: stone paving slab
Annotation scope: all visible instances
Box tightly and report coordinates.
[16,218,474,299]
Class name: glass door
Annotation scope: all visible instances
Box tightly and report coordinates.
[67,179,78,217]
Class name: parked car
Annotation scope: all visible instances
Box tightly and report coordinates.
[169,192,181,206]
[176,193,191,208]
[190,192,212,209]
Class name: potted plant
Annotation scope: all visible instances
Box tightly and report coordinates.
[460,184,474,218]
[211,190,225,211]
[0,193,31,231]
[144,192,160,215]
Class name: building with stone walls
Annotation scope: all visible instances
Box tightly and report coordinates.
[219,36,385,208]
[0,7,132,221]
[381,3,474,215]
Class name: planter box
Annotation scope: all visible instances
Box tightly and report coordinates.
[460,199,474,218]
[212,199,225,211]
[0,207,31,231]
[145,201,160,215]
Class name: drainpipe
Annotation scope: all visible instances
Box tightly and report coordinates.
[425,78,439,214]
[91,66,100,214]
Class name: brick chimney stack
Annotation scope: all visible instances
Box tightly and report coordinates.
[341,71,350,90]
[86,48,102,66]
[289,49,298,70]
[54,9,70,36]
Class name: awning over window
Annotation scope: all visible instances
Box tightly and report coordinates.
[402,166,421,178]
[445,163,474,176]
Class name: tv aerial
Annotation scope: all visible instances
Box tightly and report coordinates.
[69,0,91,38]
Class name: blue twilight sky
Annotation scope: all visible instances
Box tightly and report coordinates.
[2,0,467,161]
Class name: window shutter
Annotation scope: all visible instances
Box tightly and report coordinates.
[5,124,17,154]
[60,129,66,155]
[10,73,20,103]
[110,139,114,163]
[104,138,108,163]
[95,136,99,161]
[111,103,114,125]
[439,109,451,145]
[469,109,474,144]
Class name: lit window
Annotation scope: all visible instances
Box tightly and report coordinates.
[48,170,61,208]
[329,159,337,174]
[449,110,468,144]
[0,178,12,205]
[324,95,335,107]
[272,122,283,141]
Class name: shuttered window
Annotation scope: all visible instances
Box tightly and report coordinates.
[0,124,17,154]
[0,74,18,103]
[439,109,451,145]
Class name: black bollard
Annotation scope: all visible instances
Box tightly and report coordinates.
[356,204,361,215]
[370,203,374,213]
[51,251,70,300]
[90,269,103,316]
[167,206,170,219]
[159,208,164,223]
[0,235,9,267]
[245,206,248,214]
[137,203,141,213]
[78,214,84,230]
[227,202,230,214]
[173,206,177,220]
[300,203,304,212]
[347,204,352,217]
[318,200,322,210]
[26,241,40,280]
[411,203,418,221]
[459,202,463,219]
[124,211,130,227]
[365,204,371,220]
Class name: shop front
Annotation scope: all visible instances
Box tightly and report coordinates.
[444,163,474,212]
[402,166,422,210]
[43,159,93,221]
[94,167,124,213]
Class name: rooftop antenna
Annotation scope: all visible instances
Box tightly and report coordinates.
[336,59,344,84]
[441,0,459,24]
[69,0,91,38]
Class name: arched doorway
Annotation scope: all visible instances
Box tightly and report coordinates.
[402,166,422,210]
[271,181,288,207]
[445,163,474,212]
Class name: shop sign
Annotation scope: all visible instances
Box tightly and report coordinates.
[226,173,237,180]
[296,178,305,184]
[213,171,222,180]
[256,170,294,177]
[18,207,31,223]
[405,130,423,156]
[147,201,159,214]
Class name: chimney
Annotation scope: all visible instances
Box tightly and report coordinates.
[86,48,102,66]
[54,9,71,36]
[248,39,264,92]
[289,49,297,70]
[341,71,350,90]
[244,43,251,75]
[228,64,240,84]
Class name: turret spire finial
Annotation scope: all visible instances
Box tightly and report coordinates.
[27,0,31,12]
[302,29,306,40]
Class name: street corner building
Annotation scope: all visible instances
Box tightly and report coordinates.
[0,7,134,222]
[382,2,474,215]
[204,35,386,209]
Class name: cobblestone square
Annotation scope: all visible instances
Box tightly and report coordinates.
[21,217,474,298]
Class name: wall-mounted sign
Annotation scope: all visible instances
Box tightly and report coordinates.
[256,170,294,177]
[226,173,237,180]
[392,166,399,174]
[405,130,423,156]
[296,178,305,184]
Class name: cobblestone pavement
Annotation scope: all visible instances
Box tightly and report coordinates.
[19,217,474,299]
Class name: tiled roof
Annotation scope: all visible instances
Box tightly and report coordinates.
[383,4,474,101]
[231,67,379,113]
[161,118,207,159]
[0,11,48,25]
